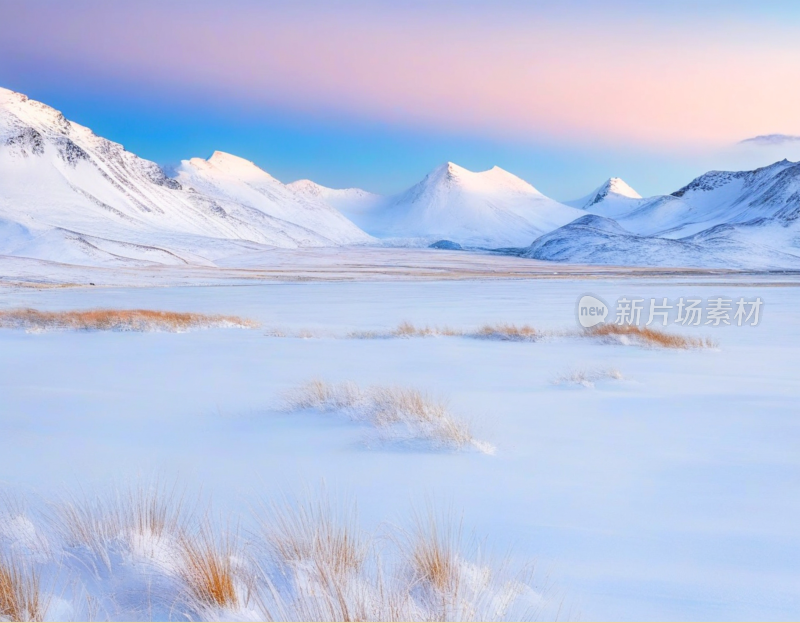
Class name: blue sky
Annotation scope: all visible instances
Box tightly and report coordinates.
[2,0,800,199]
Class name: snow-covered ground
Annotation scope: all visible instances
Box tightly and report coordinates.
[1,276,798,621]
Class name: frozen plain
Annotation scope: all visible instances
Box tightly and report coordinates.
[1,271,799,621]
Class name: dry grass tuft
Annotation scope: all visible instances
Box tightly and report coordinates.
[472,323,539,342]
[3,483,552,621]
[585,323,715,349]
[258,492,367,578]
[177,524,241,610]
[53,479,188,567]
[0,553,47,622]
[349,321,540,342]
[284,380,482,451]
[252,491,411,622]
[554,368,623,388]
[348,322,462,339]
[0,308,257,332]
[392,322,462,338]
[407,511,461,594]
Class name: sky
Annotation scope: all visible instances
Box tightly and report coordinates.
[2,0,800,199]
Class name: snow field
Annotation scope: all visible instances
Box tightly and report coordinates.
[0,278,798,620]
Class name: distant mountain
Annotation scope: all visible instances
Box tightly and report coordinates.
[525,162,800,268]
[565,177,645,218]
[174,152,370,246]
[524,214,726,267]
[354,162,582,247]
[288,179,384,221]
[613,159,800,238]
[0,87,370,266]
[5,85,800,270]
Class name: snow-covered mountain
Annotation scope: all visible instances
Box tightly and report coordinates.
[173,152,370,246]
[565,177,645,218]
[288,179,384,218]
[350,162,583,247]
[613,160,800,238]
[526,161,800,268]
[0,87,370,266]
[5,85,800,270]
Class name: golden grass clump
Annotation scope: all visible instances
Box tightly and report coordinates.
[2,483,550,621]
[285,379,362,412]
[408,511,461,594]
[284,380,481,451]
[472,323,539,341]
[391,322,462,338]
[348,322,462,339]
[0,308,257,332]
[0,553,47,622]
[258,493,367,578]
[178,525,241,610]
[53,480,188,567]
[585,323,715,349]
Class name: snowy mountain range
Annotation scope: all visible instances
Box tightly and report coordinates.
[529,161,800,268]
[0,87,370,267]
[2,85,800,270]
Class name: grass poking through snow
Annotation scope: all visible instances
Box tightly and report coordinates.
[258,491,367,579]
[473,323,539,342]
[177,523,242,611]
[0,552,47,622]
[553,368,623,388]
[584,323,715,349]
[275,320,715,350]
[3,484,555,621]
[0,308,257,332]
[284,380,490,452]
[407,509,462,595]
[348,321,538,341]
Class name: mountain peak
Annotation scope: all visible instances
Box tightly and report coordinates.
[208,150,255,168]
[579,177,640,207]
[601,178,641,200]
[0,87,72,135]
[185,151,278,182]
[426,162,541,195]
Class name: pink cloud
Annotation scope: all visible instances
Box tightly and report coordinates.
[4,2,800,149]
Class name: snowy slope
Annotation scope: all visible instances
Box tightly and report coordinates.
[524,214,726,267]
[565,177,645,218]
[0,87,371,267]
[175,153,370,247]
[525,161,800,268]
[288,179,384,218]
[356,162,583,247]
[524,213,800,269]
[613,160,800,238]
